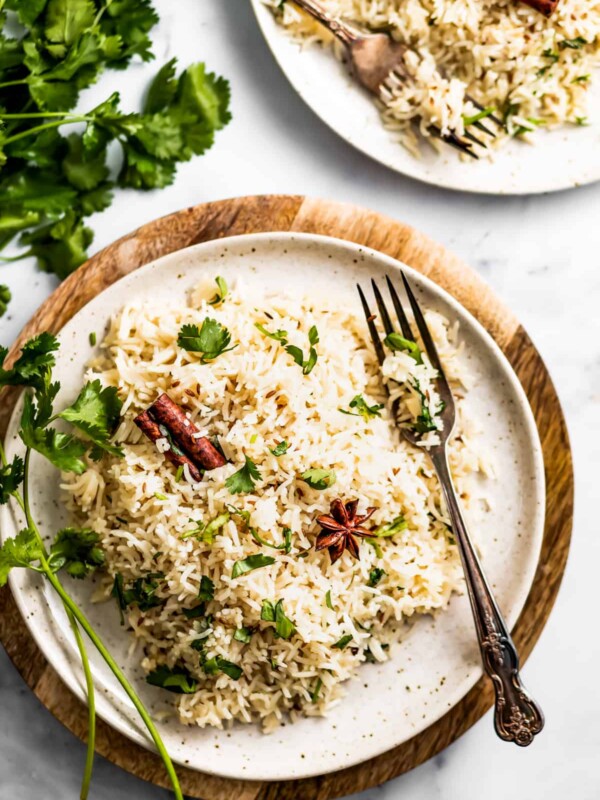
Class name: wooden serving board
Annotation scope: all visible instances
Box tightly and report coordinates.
[0,195,573,800]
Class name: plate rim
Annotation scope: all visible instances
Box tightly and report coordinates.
[1,230,545,781]
[249,0,600,196]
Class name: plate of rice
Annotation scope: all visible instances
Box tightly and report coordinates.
[1,233,545,780]
[252,0,600,194]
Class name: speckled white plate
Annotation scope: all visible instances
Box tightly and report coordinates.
[0,233,545,781]
[250,0,600,195]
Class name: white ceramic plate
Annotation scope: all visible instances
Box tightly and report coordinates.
[0,233,545,781]
[250,0,600,195]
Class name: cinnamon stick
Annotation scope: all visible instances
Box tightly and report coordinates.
[149,393,226,471]
[520,0,559,16]
[134,410,203,482]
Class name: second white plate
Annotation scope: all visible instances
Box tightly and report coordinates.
[250,0,600,195]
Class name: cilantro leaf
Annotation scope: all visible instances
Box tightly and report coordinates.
[146,665,198,694]
[332,634,353,650]
[0,456,25,504]
[301,468,336,491]
[208,276,228,306]
[233,627,252,644]
[0,333,59,392]
[0,528,43,586]
[384,332,423,363]
[202,656,242,680]
[373,515,407,538]
[48,527,105,578]
[261,599,275,621]
[255,322,288,343]
[197,575,214,603]
[368,567,385,587]
[59,379,123,459]
[270,440,289,457]
[310,677,323,703]
[111,571,164,620]
[20,393,88,473]
[225,455,261,495]
[177,319,235,362]
[339,395,384,420]
[231,553,275,579]
[0,285,11,318]
[274,600,295,639]
[259,598,295,639]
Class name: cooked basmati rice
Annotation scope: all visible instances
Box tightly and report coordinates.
[267,0,600,156]
[62,277,490,731]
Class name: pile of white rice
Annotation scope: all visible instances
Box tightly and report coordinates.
[63,277,490,731]
[268,0,600,156]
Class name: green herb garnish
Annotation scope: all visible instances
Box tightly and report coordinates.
[177,318,236,362]
[368,567,385,587]
[47,528,105,578]
[251,526,292,554]
[255,322,320,374]
[325,589,334,610]
[231,553,275,578]
[225,455,261,494]
[146,665,198,694]
[270,440,289,456]
[384,332,423,363]
[310,677,323,703]
[202,656,242,680]
[233,627,252,644]
[339,394,384,420]
[260,599,295,639]
[208,276,228,306]
[560,37,587,50]
[373,515,407,537]
[88,332,97,347]
[332,634,353,650]
[301,468,336,490]
[0,286,12,318]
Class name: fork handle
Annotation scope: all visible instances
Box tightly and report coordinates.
[430,448,544,746]
[289,0,358,46]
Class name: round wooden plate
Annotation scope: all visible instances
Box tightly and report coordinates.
[0,195,573,799]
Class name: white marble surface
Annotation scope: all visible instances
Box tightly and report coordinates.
[0,1,598,798]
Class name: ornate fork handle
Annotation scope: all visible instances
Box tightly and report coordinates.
[289,0,358,47]
[430,448,544,746]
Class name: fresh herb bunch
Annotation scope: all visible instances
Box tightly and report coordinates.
[0,0,231,306]
[0,334,184,800]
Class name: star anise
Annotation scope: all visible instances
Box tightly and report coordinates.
[315,498,376,563]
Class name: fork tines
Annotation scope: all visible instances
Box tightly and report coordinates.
[357,274,448,393]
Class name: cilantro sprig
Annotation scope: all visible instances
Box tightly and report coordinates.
[177,318,236,363]
[255,321,320,375]
[225,455,262,494]
[0,333,184,799]
[0,2,231,316]
[339,394,384,420]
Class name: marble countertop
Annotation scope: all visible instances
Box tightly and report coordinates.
[1,1,598,798]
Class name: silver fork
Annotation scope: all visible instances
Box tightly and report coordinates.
[287,0,504,158]
[358,274,544,747]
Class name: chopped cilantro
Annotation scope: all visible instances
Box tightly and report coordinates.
[384,332,423,363]
[368,567,385,587]
[310,677,323,703]
[301,468,336,490]
[208,276,228,306]
[177,319,236,362]
[225,455,261,494]
[233,627,252,644]
[270,440,289,456]
[332,635,353,650]
[373,515,407,537]
[339,394,384,420]
[231,553,275,578]
[146,665,198,694]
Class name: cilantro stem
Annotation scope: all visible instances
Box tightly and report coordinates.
[0,79,30,89]
[1,118,92,146]
[67,609,95,800]
[19,449,183,800]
